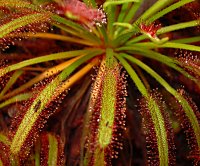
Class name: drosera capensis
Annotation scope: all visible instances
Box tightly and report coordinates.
[0,0,199,165]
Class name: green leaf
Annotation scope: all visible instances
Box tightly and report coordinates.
[115,53,147,96]
[106,5,116,39]
[134,0,174,25]
[39,133,64,166]
[98,48,117,148]
[148,0,195,22]
[117,3,130,22]
[0,13,52,38]
[124,0,143,23]
[115,54,169,165]
[103,0,139,9]
[0,133,10,146]
[0,49,98,77]
[34,142,40,166]
[114,0,143,37]
[82,49,125,166]
[0,0,40,11]
[117,46,200,87]
[0,70,23,99]
[51,15,102,44]
[48,134,58,166]
[157,20,200,35]
[0,93,31,109]
[121,53,200,151]
[26,33,96,46]
[171,36,200,44]
[146,97,169,166]
[129,42,200,52]
[10,49,103,155]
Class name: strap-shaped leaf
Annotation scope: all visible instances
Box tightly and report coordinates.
[115,54,170,165]
[0,93,31,109]
[51,14,102,44]
[0,0,39,10]
[0,133,10,146]
[0,56,82,100]
[0,49,97,78]
[148,0,195,22]
[40,133,64,166]
[121,53,200,154]
[171,36,200,44]
[133,0,174,26]
[25,32,95,46]
[0,133,15,166]
[125,0,143,22]
[82,49,126,165]
[48,134,61,165]
[103,0,139,9]
[0,70,23,99]
[129,42,200,52]
[10,50,103,156]
[116,46,200,89]
[0,12,52,38]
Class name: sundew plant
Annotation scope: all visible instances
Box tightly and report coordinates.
[0,0,200,165]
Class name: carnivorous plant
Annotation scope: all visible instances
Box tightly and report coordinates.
[0,0,200,165]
